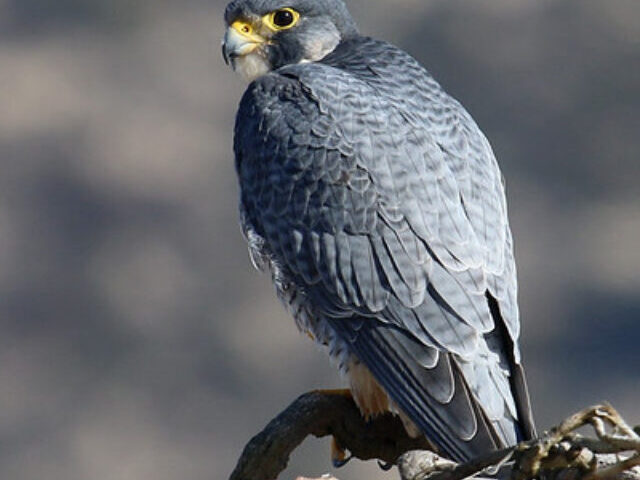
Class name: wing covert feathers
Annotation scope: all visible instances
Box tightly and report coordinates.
[234,36,535,461]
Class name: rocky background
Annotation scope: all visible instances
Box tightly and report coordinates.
[0,0,638,478]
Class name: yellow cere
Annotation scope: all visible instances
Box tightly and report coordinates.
[231,20,255,37]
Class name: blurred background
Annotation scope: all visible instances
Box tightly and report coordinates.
[0,0,638,478]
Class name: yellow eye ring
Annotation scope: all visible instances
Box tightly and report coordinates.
[264,7,300,31]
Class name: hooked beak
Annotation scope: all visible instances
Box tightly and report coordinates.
[222,20,267,67]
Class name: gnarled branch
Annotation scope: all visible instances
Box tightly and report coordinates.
[229,391,431,480]
[229,394,640,480]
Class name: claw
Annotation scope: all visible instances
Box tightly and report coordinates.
[377,460,394,471]
[331,436,352,468]
[332,455,353,469]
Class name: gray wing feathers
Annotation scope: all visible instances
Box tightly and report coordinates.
[234,38,533,460]
[329,318,502,461]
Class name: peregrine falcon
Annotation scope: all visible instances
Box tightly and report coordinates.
[222,0,536,463]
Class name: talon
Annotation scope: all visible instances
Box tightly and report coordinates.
[331,436,352,468]
[332,455,353,469]
[377,460,394,471]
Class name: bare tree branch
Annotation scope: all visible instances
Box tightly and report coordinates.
[229,390,431,480]
[229,394,640,480]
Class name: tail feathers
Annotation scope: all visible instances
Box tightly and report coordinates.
[330,318,521,462]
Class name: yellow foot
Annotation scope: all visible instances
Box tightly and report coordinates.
[331,436,352,468]
[312,389,354,468]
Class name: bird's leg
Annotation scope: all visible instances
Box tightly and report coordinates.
[313,389,354,468]
[331,436,352,468]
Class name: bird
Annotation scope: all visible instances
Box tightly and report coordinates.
[222,0,536,465]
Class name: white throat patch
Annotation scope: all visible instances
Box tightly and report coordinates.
[233,52,271,82]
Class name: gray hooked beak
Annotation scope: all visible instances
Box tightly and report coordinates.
[222,20,267,67]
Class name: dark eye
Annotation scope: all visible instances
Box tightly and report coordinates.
[273,9,295,27]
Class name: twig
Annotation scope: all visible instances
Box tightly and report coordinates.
[229,397,640,480]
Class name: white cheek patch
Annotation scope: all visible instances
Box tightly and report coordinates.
[301,23,341,63]
[303,33,340,62]
[233,52,272,82]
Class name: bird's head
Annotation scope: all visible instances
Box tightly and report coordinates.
[222,0,359,82]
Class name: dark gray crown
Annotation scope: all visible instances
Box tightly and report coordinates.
[224,0,358,38]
